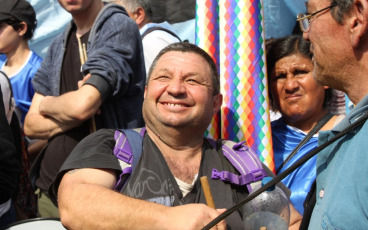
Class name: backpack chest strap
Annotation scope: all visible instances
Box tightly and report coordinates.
[208,139,267,193]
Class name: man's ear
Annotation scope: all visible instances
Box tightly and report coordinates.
[18,22,28,37]
[350,0,368,47]
[144,85,147,99]
[213,94,223,115]
[134,7,146,28]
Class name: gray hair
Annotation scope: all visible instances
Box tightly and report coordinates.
[147,42,220,96]
[111,0,153,20]
[331,0,354,23]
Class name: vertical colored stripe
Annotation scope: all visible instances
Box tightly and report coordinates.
[196,0,274,172]
[195,0,221,139]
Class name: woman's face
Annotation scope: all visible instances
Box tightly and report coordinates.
[270,53,327,123]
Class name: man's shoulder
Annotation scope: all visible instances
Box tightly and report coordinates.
[96,3,130,24]
[91,128,116,139]
[332,94,368,131]
[141,23,181,42]
[90,4,139,42]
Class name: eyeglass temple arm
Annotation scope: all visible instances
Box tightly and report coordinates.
[297,4,337,22]
[296,14,310,21]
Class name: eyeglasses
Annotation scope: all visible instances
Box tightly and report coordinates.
[297,3,337,32]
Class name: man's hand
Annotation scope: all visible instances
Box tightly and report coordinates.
[78,73,92,89]
[164,205,227,230]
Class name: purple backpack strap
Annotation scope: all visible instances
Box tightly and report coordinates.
[208,138,267,193]
[113,127,146,191]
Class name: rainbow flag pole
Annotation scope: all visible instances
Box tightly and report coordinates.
[196,0,275,172]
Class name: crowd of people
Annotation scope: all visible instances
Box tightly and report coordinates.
[0,0,367,229]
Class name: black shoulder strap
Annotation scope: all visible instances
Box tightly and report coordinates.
[299,180,316,230]
[276,112,334,174]
[141,26,182,42]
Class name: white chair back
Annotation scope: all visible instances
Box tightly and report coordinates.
[1,218,66,230]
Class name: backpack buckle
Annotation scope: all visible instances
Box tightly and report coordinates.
[115,149,133,164]
[250,169,266,182]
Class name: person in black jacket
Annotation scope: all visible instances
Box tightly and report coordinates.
[0,87,20,227]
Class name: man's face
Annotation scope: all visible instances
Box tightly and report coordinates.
[142,51,222,133]
[57,0,95,14]
[0,21,22,54]
[303,0,347,89]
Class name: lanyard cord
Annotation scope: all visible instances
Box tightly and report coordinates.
[276,112,334,174]
[202,112,368,230]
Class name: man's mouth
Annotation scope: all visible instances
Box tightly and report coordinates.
[163,102,187,107]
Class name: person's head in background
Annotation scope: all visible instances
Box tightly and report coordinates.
[266,35,333,131]
[108,0,152,29]
[0,0,37,54]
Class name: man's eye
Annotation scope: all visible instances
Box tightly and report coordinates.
[155,75,170,80]
[186,79,200,84]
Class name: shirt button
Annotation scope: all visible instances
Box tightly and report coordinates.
[319,189,324,198]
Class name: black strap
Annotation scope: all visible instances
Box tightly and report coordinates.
[299,180,316,230]
[141,26,182,42]
[202,111,368,230]
[276,112,334,174]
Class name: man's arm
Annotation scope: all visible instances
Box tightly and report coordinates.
[58,168,226,230]
[24,84,101,139]
[39,84,101,123]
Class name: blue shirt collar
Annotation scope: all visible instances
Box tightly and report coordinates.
[333,94,368,131]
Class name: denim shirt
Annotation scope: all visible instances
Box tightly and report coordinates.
[32,3,145,129]
[309,94,368,229]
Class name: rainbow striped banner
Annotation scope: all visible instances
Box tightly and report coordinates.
[195,0,221,139]
[196,0,274,172]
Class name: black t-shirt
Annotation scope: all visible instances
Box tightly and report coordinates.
[36,26,91,193]
[50,128,290,229]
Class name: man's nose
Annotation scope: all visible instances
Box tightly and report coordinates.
[167,78,186,95]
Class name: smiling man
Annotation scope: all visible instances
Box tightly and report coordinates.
[48,42,301,229]
[297,0,368,229]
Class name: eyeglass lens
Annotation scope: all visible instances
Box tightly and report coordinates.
[297,13,309,32]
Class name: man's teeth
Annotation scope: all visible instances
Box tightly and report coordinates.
[167,103,183,107]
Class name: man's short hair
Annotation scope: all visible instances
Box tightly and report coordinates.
[331,0,354,23]
[147,42,220,96]
[115,0,153,20]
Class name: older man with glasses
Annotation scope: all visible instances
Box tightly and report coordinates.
[296,0,368,229]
